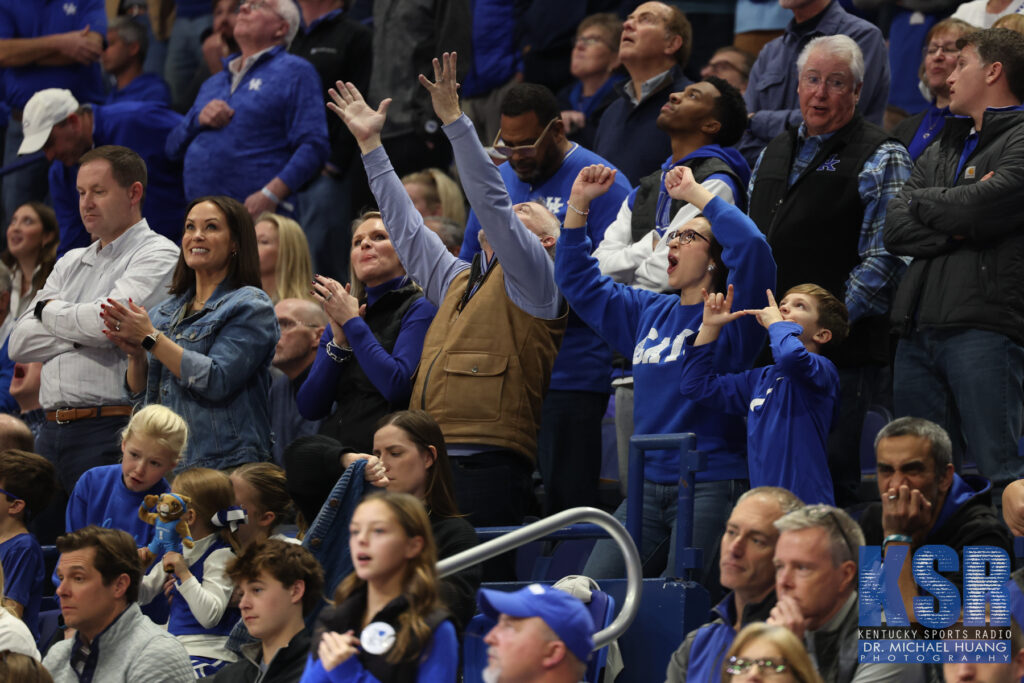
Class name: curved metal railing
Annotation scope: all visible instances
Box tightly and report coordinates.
[436,506,642,649]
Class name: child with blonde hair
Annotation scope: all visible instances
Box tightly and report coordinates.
[65,404,188,545]
[139,467,243,677]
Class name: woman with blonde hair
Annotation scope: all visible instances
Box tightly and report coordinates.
[255,212,314,303]
[723,623,823,683]
[290,212,436,517]
[401,168,467,228]
[301,492,457,682]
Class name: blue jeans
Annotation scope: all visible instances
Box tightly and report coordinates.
[537,389,609,515]
[583,478,744,581]
[894,328,1024,484]
[3,120,50,228]
[164,14,211,111]
[296,171,352,282]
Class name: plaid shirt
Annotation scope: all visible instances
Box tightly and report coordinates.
[752,123,912,323]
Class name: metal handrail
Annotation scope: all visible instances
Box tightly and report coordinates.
[436,506,642,650]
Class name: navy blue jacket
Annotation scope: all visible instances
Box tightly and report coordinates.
[593,65,691,185]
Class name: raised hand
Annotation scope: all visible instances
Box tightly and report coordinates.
[327,81,389,151]
[701,285,746,329]
[570,165,618,204]
[417,52,461,126]
[665,165,714,210]
[744,289,785,330]
[312,276,361,327]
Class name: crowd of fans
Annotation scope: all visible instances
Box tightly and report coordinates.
[0,0,1023,681]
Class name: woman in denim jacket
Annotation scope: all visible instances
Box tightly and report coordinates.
[102,195,278,471]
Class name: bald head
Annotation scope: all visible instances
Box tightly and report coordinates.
[274,298,326,378]
[0,414,34,452]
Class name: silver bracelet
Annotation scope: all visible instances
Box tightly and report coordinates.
[325,340,352,363]
[566,202,589,217]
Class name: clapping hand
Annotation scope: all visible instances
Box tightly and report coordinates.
[327,82,389,150]
[418,52,462,126]
[312,276,362,327]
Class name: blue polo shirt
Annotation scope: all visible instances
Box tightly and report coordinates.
[0,0,107,110]
[49,101,186,253]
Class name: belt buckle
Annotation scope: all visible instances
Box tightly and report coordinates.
[55,408,73,425]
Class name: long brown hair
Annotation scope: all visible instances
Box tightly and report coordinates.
[334,492,442,664]
[374,410,461,519]
[169,196,262,295]
[0,201,58,292]
[172,467,240,552]
[232,462,307,539]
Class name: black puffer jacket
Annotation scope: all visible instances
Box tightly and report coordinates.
[884,108,1024,344]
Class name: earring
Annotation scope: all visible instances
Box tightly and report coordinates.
[707,264,715,272]
[231,250,238,257]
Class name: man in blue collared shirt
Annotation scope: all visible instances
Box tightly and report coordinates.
[748,35,912,508]
[885,27,1024,491]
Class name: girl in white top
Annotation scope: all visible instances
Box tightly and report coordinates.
[139,467,241,678]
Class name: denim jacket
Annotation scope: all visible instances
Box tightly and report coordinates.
[146,283,278,471]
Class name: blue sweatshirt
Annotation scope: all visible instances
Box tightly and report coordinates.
[66,464,170,546]
[297,620,458,683]
[0,0,107,109]
[0,532,43,640]
[106,72,173,108]
[49,101,186,253]
[555,196,776,483]
[679,320,839,505]
[460,144,631,393]
[166,45,329,206]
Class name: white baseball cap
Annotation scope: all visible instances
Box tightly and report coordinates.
[19,88,80,155]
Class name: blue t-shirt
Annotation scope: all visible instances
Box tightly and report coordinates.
[0,532,43,640]
[0,0,107,109]
[66,464,170,545]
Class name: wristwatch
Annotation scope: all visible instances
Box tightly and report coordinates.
[141,331,161,351]
[33,299,50,320]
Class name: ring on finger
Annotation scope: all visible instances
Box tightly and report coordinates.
[115,321,121,331]
[888,494,897,500]
[326,293,333,302]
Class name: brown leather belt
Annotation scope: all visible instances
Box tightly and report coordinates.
[46,405,134,424]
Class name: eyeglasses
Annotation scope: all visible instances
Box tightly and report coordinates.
[726,657,790,677]
[241,0,275,11]
[799,72,852,94]
[924,43,959,57]
[0,487,21,502]
[575,35,611,49]
[492,118,559,159]
[278,318,320,331]
[666,228,710,245]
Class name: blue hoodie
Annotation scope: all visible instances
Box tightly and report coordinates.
[555,196,776,483]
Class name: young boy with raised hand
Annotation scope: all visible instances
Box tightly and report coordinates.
[0,449,55,640]
[680,284,848,505]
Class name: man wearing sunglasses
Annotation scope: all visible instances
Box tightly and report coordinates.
[458,82,631,517]
[771,505,912,683]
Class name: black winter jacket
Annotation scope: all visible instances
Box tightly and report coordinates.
[884,108,1024,344]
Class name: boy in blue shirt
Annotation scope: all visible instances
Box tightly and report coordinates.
[0,449,55,641]
[680,283,848,505]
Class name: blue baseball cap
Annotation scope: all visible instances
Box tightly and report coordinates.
[477,583,595,662]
